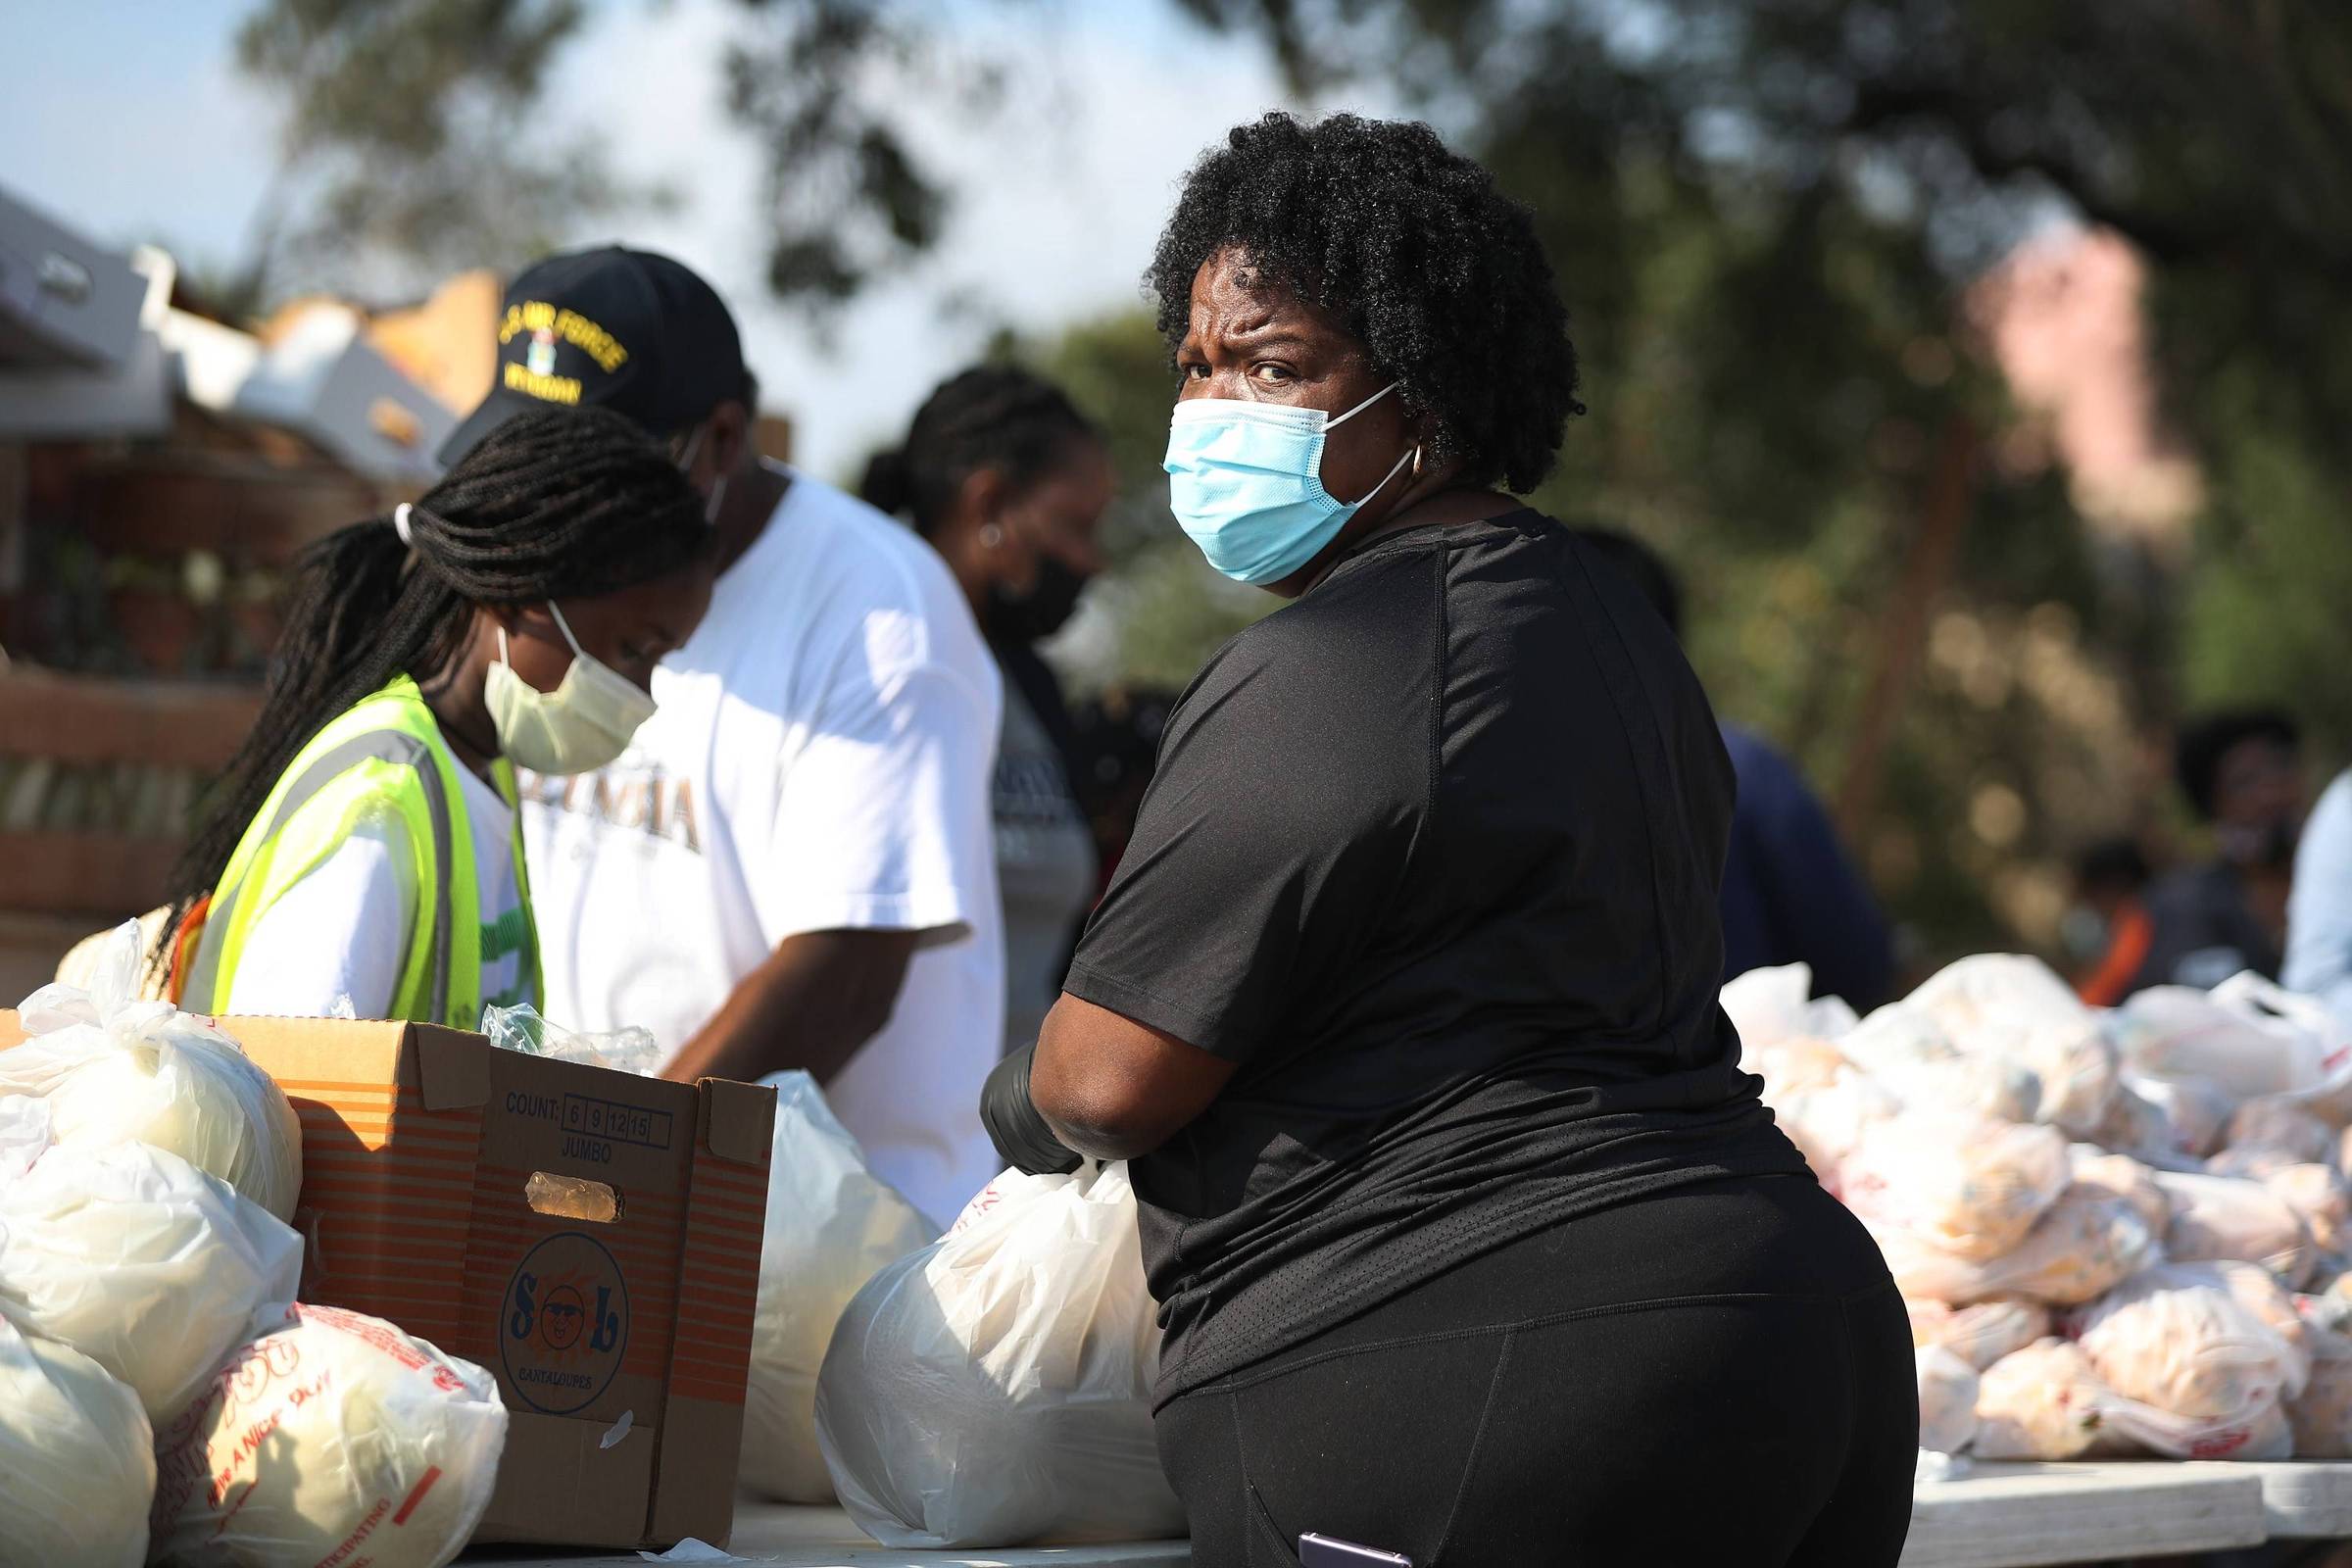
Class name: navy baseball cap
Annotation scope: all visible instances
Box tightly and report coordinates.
[437,246,749,467]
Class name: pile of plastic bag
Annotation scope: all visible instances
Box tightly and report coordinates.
[1737,953,2352,1469]
[0,922,509,1568]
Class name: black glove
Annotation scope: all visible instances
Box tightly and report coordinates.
[980,1043,1083,1176]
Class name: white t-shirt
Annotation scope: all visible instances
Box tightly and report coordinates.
[227,761,533,1020]
[524,466,1004,1228]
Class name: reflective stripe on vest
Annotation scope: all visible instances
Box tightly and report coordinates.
[183,727,460,1022]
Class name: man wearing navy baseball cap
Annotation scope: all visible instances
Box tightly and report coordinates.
[468,246,1005,1226]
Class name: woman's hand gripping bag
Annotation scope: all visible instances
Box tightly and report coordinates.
[739,1072,933,1503]
[149,1302,508,1568]
[5,920,303,1222]
[815,1162,1185,1549]
[0,1317,155,1568]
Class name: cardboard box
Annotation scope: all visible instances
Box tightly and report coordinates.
[0,1012,773,1551]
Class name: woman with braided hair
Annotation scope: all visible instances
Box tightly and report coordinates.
[166,406,714,1026]
[859,366,1113,1062]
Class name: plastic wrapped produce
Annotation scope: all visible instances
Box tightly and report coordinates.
[5,923,303,1221]
[2115,979,2334,1101]
[0,1318,155,1568]
[2291,1328,2352,1459]
[150,1302,508,1568]
[1975,1340,2111,1460]
[2075,1263,2310,1427]
[2157,1171,2317,1287]
[740,1072,933,1504]
[2210,1145,2308,1182]
[2070,1150,2173,1236]
[2126,1072,2234,1159]
[2265,1163,2352,1257]
[1745,1037,1851,1100]
[1842,1115,2070,1260]
[1874,1186,2155,1307]
[815,1163,1183,1549]
[480,1002,662,1076]
[1906,954,2118,1136]
[0,1140,301,1422]
[1874,1053,2043,1126]
[2227,1097,2338,1166]
[1917,1347,1981,1454]
[1767,1070,1900,1194]
[1909,1298,2050,1371]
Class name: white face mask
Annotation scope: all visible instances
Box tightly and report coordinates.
[483,602,657,775]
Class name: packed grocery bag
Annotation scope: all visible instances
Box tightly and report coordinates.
[1908,1298,2050,1371]
[1916,1346,1981,1455]
[0,1136,301,1422]
[2063,1263,2309,1459]
[0,1316,155,1568]
[739,1072,933,1504]
[815,1161,1184,1549]
[1973,1339,2114,1460]
[6,920,303,1221]
[149,1300,508,1568]
[1903,954,2118,1137]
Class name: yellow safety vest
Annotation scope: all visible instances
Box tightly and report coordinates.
[183,676,540,1029]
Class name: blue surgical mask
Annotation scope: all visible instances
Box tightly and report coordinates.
[1163,382,1416,585]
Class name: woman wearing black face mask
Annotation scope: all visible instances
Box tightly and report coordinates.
[861,366,1113,1059]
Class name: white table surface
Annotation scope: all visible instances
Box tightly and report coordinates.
[461,1462,2352,1567]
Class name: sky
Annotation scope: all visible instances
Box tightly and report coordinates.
[1,1,1396,481]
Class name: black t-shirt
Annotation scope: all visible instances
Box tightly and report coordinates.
[1063,511,1809,1404]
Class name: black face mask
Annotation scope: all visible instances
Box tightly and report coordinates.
[986,553,1089,644]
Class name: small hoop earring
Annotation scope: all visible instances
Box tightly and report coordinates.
[980,524,1004,549]
[1411,445,1425,478]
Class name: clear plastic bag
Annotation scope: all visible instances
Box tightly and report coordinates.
[2069,1149,2173,1237]
[815,1163,1183,1549]
[2226,1096,2338,1166]
[2265,1163,2352,1258]
[1917,1346,1981,1455]
[2291,1327,2352,1459]
[0,1317,154,1568]
[2073,1263,2311,1427]
[2123,1071,2234,1160]
[739,1072,933,1504]
[1761,1070,1900,1194]
[1974,1340,2111,1460]
[1907,1298,2051,1372]
[2115,979,2336,1102]
[150,1301,508,1568]
[1873,1185,2155,1307]
[480,1002,662,1076]
[0,1140,301,1422]
[1905,954,2119,1136]
[1841,1115,2070,1260]
[8,921,304,1222]
[2156,1171,2317,1287]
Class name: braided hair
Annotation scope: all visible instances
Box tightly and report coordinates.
[166,406,709,939]
[858,366,1099,538]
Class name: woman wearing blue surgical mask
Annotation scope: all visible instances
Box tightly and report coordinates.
[162,407,715,1027]
[980,114,1916,1565]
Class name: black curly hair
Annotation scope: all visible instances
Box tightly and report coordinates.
[858,365,1099,539]
[1147,112,1583,494]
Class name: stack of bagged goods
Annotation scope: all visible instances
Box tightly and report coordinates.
[739,1072,934,1503]
[815,1161,1185,1550]
[0,924,508,1568]
[1730,952,2352,1467]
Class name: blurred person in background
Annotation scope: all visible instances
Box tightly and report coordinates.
[2285,757,2352,1033]
[447,248,1002,1228]
[980,112,1914,1565]
[1575,528,1896,1010]
[2066,837,2155,1007]
[165,409,712,1024]
[859,367,1112,1063]
[2132,708,2304,995]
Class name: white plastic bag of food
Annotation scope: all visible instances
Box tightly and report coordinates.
[150,1301,507,1568]
[2265,1163,2352,1258]
[0,1140,300,1422]
[1917,1346,1981,1454]
[2069,1149,2173,1236]
[2116,981,2336,1101]
[1908,1298,2051,1371]
[2291,1327,2352,1459]
[1841,1115,2070,1260]
[1723,963,1817,1050]
[1745,1037,1851,1101]
[1905,954,2118,1136]
[2123,1071,2234,1159]
[1873,1186,2154,1307]
[2156,1170,2317,1287]
[1974,1340,2112,1460]
[740,1072,932,1504]
[1873,1053,2043,1126]
[6,922,303,1221]
[1768,1070,1900,1194]
[0,1317,155,1568]
[2074,1263,2311,1427]
[815,1162,1183,1549]
[2227,1097,2338,1166]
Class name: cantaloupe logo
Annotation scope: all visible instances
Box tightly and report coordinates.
[502,1232,629,1414]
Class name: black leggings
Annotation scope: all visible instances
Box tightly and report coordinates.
[1155,1174,1917,1567]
